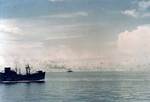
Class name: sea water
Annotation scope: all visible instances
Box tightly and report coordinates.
[0,72,150,102]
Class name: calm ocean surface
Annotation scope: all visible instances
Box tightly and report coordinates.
[0,72,150,102]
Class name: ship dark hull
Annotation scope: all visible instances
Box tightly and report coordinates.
[0,72,45,83]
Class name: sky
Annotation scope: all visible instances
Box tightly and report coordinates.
[0,0,150,71]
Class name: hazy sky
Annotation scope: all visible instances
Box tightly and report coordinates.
[0,0,150,70]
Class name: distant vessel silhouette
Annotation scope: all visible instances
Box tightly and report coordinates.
[0,65,45,83]
[67,69,73,72]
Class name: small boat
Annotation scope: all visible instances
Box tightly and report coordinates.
[67,69,73,72]
[0,65,45,83]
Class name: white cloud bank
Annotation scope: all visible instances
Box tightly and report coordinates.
[122,0,150,18]
[0,20,21,34]
[121,9,138,18]
[118,25,150,53]
[117,25,150,66]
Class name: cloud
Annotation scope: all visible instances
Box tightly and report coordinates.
[118,25,150,55]
[0,20,21,34]
[122,0,150,18]
[138,0,150,10]
[116,25,150,67]
[121,9,138,18]
[0,19,89,65]
[142,12,150,17]
[41,12,88,18]
[48,0,65,2]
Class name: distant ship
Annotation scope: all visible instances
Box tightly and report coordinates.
[0,65,45,83]
[67,69,73,72]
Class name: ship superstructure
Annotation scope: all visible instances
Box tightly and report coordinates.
[0,65,45,83]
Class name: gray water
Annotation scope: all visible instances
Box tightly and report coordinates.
[0,72,150,102]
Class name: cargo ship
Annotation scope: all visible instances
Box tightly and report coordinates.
[0,65,45,83]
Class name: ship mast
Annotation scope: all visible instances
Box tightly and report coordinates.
[15,63,18,74]
[25,64,31,75]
